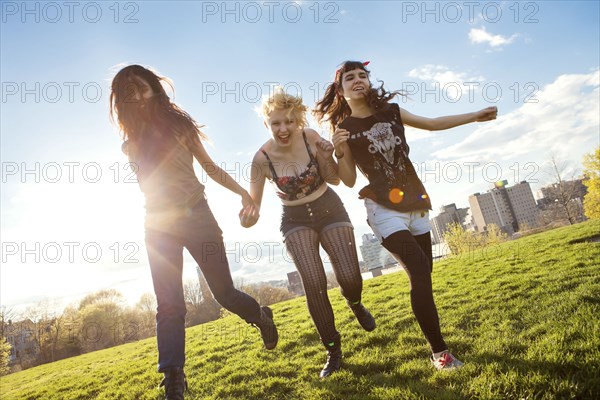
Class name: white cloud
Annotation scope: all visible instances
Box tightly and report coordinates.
[406,64,485,103]
[405,126,436,142]
[413,70,598,213]
[433,70,600,165]
[469,26,518,48]
[408,64,484,87]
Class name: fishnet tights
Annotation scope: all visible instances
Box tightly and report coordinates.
[285,226,362,343]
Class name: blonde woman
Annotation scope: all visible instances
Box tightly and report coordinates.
[240,88,375,378]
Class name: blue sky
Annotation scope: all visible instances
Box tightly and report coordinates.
[1,1,599,313]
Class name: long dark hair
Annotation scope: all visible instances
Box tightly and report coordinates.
[313,61,402,133]
[109,65,207,152]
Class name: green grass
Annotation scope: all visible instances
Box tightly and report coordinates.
[2,221,599,399]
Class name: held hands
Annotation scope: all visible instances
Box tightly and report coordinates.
[332,128,350,157]
[475,106,498,122]
[239,191,259,228]
[315,138,335,159]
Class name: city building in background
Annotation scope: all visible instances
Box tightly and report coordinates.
[359,233,397,271]
[469,180,539,235]
[287,271,304,296]
[3,319,39,369]
[430,203,469,244]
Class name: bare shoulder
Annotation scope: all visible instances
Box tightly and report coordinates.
[253,148,267,163]
[251,145,271,179]
[304,128,326,144]
[254,138,274,160]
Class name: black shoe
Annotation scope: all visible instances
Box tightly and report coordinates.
[253,306,278,350]
[159,367,188,400]
[320,341,342,378]
[348,301,376,332]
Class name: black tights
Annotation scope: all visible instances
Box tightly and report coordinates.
[285,225,362,344]
[382,230,447,353]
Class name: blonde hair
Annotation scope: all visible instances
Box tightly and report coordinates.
[260,86,308,129]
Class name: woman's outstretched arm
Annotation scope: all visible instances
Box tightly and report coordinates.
[400,106,498,131]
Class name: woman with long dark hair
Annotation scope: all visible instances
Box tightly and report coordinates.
[314,61,497,370]
[110,65,278,399]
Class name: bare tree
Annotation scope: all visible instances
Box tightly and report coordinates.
[183,279,203,307]
[136,292,157,314]
[235,281,296,306]
[184,275,221,327]
[78,289,126,310]
[0,306,17,338]
[134,293,157,340]
[21,300,62,365]
[539,156,586,225]
[75,290,127,353]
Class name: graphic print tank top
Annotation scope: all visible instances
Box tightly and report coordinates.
[339,103,432,212]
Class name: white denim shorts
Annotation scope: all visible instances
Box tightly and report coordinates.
[364,198,431,242]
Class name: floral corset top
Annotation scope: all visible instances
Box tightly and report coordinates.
[261,130,325,201]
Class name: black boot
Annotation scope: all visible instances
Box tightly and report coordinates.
[320,335,342,378]
[251,306,278,350]
[159,367,188,400]
[347,300,376,332]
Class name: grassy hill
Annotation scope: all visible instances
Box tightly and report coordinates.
[2,221,599,399]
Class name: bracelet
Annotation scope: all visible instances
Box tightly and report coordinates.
[334,152,344,159]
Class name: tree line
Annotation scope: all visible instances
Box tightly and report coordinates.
[0,275,299,375]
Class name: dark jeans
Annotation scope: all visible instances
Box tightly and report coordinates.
[145,197,261,372]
